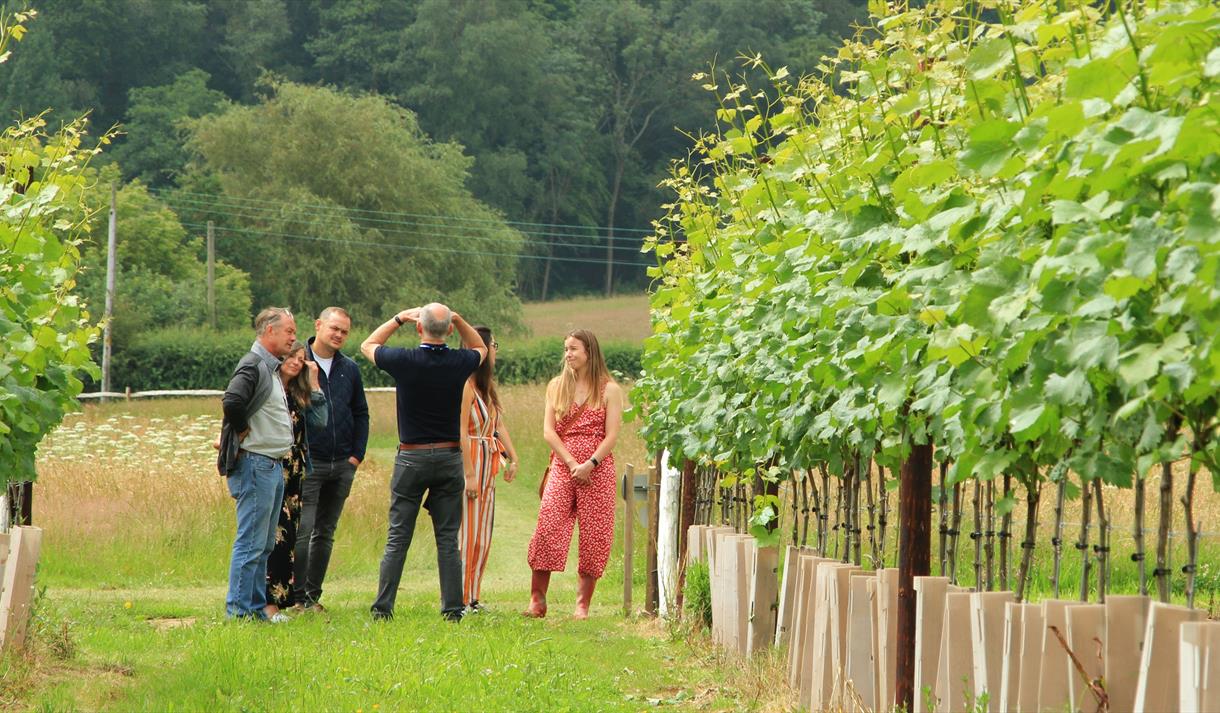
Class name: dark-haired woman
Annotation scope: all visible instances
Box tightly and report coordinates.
[458,326,520,611]
[264,340,327,621]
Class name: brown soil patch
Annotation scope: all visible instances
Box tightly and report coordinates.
[146,617,196,632]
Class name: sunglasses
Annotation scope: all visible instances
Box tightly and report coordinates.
[491,341,499,351]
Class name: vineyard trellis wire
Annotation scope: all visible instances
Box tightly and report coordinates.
[690,463,1220,607]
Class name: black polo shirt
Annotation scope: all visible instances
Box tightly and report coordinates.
[374,344,480,444]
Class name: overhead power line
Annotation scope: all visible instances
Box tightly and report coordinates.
[160,193,651,248]
[150,187,654,238]
[181,222,656,268]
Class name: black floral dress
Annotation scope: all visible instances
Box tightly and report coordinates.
[266,390,326,608]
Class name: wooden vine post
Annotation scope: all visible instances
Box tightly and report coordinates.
[1015,477,1040,601]
[895,441,933,711]
[1156,417,1181,602]
[622,465,635,617]
[676,458,696,609]
[1077,477,1094,601]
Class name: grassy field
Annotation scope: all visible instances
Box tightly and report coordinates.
[2,385,792,712]
[520,295,650,345]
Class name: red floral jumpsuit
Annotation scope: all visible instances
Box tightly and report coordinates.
[526,385,616,578]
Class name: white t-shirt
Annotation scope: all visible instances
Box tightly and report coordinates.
[315,354,334,377]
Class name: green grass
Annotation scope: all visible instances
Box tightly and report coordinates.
[19,587,730,712]
[3,386,787,711]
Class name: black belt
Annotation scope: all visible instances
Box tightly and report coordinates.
[399,441,461,451]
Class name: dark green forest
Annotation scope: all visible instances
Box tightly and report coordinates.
[1,0,865,331]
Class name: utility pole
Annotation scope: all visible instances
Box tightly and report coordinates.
[604,227,615,297]
[206,220,216,328]
[101,183,117,399]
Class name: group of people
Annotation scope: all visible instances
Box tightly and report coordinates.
[217,303,623,624]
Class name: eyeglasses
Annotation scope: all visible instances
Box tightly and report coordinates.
[491,341,499,351]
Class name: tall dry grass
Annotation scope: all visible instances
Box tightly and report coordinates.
[32,382,650,592]
[521,294,651,344]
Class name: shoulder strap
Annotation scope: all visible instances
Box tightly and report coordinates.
[555,401,589,438]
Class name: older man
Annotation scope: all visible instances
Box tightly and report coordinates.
[362,303,486,621]
[218,307,297,622]
[295,306,369,612]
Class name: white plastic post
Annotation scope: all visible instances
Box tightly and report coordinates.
[747,545,779,656]
[657,450,680,619]
[0,526,43,652]
[970,590,1015,712]
[1106,594,1151,713]
[1133,602,1205,713]
[1065,604,1106,713]
[913,576,952,713]
[774,545,800,648]
[936,592,976,713]
[1180,621,1220,713]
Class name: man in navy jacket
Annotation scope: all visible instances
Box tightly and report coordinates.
[294,306,370,611]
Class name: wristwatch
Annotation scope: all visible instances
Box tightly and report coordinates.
[590,455,600,467]
[394,314,405,326]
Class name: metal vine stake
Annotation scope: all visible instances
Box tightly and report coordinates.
[1052,475,1067,598]
[1093,479,1109,603]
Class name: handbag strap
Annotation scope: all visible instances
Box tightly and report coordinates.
[554,400,590,439]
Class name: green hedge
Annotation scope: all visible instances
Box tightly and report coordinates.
[99,329,642,392]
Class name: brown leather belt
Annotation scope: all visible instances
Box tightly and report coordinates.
[398,441,461,451]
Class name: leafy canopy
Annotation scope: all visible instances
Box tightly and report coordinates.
[0,8,109,487]
[185,80,525,329]
[638,0,1220,507]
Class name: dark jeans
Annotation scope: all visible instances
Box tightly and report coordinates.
[371,447,465,618]
[293,458,356,606]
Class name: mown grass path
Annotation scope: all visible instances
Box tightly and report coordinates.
[25,584,741,712]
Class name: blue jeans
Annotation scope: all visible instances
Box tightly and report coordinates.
[371,447,465,618]
[225,452,285,617]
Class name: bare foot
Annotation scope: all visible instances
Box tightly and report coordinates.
[572,605,589,620]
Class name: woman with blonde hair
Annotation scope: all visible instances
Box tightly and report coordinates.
[524,329,624,619]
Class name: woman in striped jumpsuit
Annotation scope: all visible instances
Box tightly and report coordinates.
[459,326,519,610]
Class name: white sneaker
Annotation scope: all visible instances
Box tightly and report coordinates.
[267,612,291,624]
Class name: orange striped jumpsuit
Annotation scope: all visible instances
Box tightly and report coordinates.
[460,391,502,605]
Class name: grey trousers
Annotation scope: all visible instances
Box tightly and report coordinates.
[371,447,465,618]
[293,458,356,606]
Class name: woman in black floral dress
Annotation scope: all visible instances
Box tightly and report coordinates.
[265,341,327,619]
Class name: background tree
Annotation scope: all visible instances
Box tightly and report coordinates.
[75,168,251,344]
[109,69,226,187]
[182,80,523,328]
[307,0,412,94]
[0,0,867,299]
